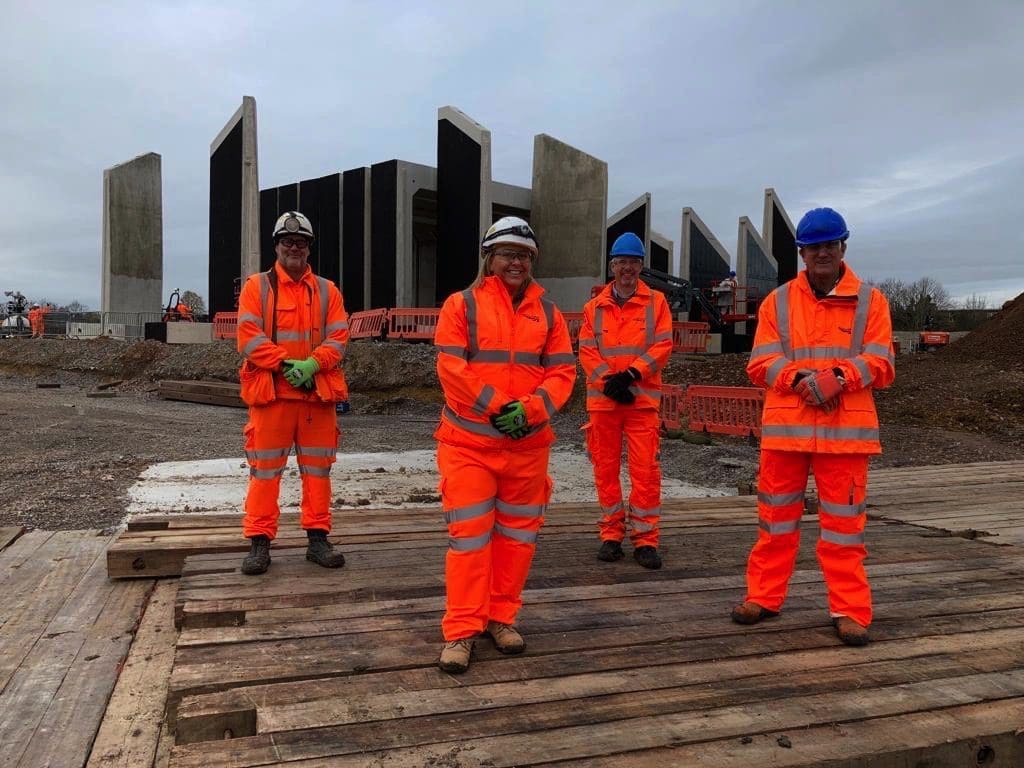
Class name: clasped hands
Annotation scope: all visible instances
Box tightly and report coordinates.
[602,367,640,404]
[281,357,319,390]
[792,368,844,412]
[490,401,530,439]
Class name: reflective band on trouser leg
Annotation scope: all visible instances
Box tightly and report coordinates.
[437,442,498,641]
[813,453,872,626]
[744,449,811,612]
[624,408,662,547]
[296,401,339,533]
[242,401,298,539]
[588,410,627,542]
[489,444,551,626]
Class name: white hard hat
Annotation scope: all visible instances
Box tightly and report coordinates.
[481,216,538,256]
[273,211,314,241]
[31,303,40,308]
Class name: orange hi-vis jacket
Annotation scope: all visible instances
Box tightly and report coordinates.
[747,266,895,454]
[236,262,349,406]
[435,276,576,449]
[578,280,674,411]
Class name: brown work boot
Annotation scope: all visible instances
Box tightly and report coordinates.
[485,621,526,654]
[730,601,780,625]
[438,637,475,673]
[833,616,870,646]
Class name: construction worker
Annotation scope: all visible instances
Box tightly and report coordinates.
[28,304,42,337]
[176,302,194,321]
[433,216,576,673]
[731,207,895,646]
[235,211,350,575]
[714,270,738,313]
[579,232,673,570]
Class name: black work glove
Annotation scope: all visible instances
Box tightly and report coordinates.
[602,371,637,404]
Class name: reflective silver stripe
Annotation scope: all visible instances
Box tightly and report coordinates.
[645,301,655,348]
[245,447,290,461]
[494,523,538,544]
[653,331,672,342]
[436,345,468,359]
[602,345,645,356]
[443,406,544,438]
[541,297,555,331]
[470,350,511,363]
[766,357,788,387]
[776,283,792,357]
[444,499,494,524]
[579,338,598,348]
[513,352,542,365]
[628,384,662,402]
[243,333,272,356]
[472,384,495,416]
[317,277,331,339]
[863,343,891,357]
[495,500,544,518]
[278,330,312,342]
[593,307,605,356]
[601,502,624,515]
[322,339,346,355]
[818,426,880,442]
[751,342,784,358]
[326,321,348,333]
[238,312,262,326]
[250,467,285,480]
[820,529,865,546]
[449,530,491,551]
[536,387,557,418]
[542,352,576,366]
[638,353,658,373]
[790,346,854,360]
[589,363,610,384]
[298,465,331,477]
[850,356,873,386]
[850,283,872,353]
[758,490,805,507]
[762,424,815,438]
[819,499,866,518]
[630,505,661,518]
[462,290,479,359]
[259,274,271,327]
[629,518,657,532]
[296,446,336,458]
[759,518,801,535]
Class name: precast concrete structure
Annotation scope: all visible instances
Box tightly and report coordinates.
[736,216,776,302]
[649,231,673,275]
[606,194,651,277]
[209,96,259,315]
[762,187,798,285]
[101,152,163,314]
[260,174,343,286]
[529,134,608,312]
[679,207,732,291]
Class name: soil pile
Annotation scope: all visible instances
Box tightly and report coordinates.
[944,291,1024,371]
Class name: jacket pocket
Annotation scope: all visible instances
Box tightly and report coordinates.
[239,360,276,406]
[315,368,349,402]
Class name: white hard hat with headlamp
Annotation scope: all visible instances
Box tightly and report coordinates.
[273,211,315,241]
[481,216,538,257]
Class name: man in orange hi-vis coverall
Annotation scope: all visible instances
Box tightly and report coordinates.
[731,207,895,646]
[434,216,576,674]
[236,211,350,576]
[579,232,673,570]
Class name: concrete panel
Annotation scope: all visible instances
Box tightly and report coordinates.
[679,207,731,291]
[436,106,492,302]
[342,167,370,311]
[762,188,798,285]
[297,173,342,287]
[370,161,398,309]
[396,161,436,307]
[258,188,277,273]
[530,134,607,311]
[209,96,259,315]
[101,152,163,314]
[650,230,673,274]
[736,216,776,302]
[607,194,650,273]
[166,322,214,344]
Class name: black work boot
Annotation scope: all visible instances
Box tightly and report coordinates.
[241,535,271,575]
[633,545,663,570]
[305,529,345,568]
[597,540,625,562]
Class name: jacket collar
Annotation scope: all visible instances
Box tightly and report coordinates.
[597,278,653,306]
[796,264,862,299]
[274,260,315,287]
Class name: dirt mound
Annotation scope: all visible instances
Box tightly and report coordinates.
[944,291,1024,370]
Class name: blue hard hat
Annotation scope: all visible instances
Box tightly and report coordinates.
[610,232,645,259]
[795,207,849,246]
[729,270,736,277]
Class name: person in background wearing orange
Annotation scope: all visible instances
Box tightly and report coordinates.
[28,303,42,337]
[235,211,350,576]
[731,207,895,646]
[176,302,193,321]
[579,232,673,570]
[433,216,576,674]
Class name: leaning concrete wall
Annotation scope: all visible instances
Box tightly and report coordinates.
[650,230,673,275]
[762,188,797,286]
[607,193,651,272]
[101,152,163,314]
[530,134,608,312]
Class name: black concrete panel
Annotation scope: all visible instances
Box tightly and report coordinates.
[745,229,777,303]
[686,220,729,291]
[437,119,481,300]
[370,161,397,309]
[298,176,324,278]
[772,204,798,285]
[342,168,367,311]
[606,204,647,264]
[650,240,669,273]
[209,121,242,315]
[259,188,277,273]
[278,183,298,215]
[491,203,530,225]
[316,174,341,288]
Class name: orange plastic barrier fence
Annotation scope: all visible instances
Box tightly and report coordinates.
[660,384,686,431]
[349,308,389,340]
[562,312,584,347]
[686,385,764,437]
[213,312,238,340]
[388,308,441,340]
[672,321,709,353]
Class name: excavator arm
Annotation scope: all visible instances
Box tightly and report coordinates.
[639,267,724,327]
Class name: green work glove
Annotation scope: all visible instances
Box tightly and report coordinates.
[490,401,529,439]
[282,357,319,388]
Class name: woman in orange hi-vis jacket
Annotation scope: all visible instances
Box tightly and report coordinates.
[579,232,673,570]
[235,211,350,576]
[433,216,576,674]
[731,207,895,647]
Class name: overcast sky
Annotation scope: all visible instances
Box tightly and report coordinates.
[2,0,1022,311]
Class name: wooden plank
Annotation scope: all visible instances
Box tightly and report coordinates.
[86,580,179,768]
[0,526,24,552]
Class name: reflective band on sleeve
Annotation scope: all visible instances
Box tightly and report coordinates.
[757,490,805,507]
[296,446,336,458]
[765,357,788,387]
[444,499,495,524]
[436,345,468,359]
[638,353,658,372]
[298,465,331,477]
[449,529,491,551]
[589,363,610,383]
[818,499,866,518]
[820,529,865,546]
[250,466,286,480]
[862,343,891,357]
[495,499,545,518]
[850,356,873,386]
[323,339,346,356]
[751,342,785,358]
[239,312,262,326]
[536,387,557,418]
[494,523,538,544]
[654,331,672,342]
[627,383,662,402]
[758,518,801,535]
[472,384,496,416]
[243,334,272,357]
[326,321,349,333]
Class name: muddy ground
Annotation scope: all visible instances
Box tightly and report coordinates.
[2,293,1022,531]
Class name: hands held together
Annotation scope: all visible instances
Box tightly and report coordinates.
[793,368,844,412]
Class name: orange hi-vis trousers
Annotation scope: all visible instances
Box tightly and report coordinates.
[586,408,662,548]
[242,399,339,539]
[437,441,552,641]
[745,449,871,626]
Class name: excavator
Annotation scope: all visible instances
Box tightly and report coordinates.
[161,289,194,323]
[638,267,758,329]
